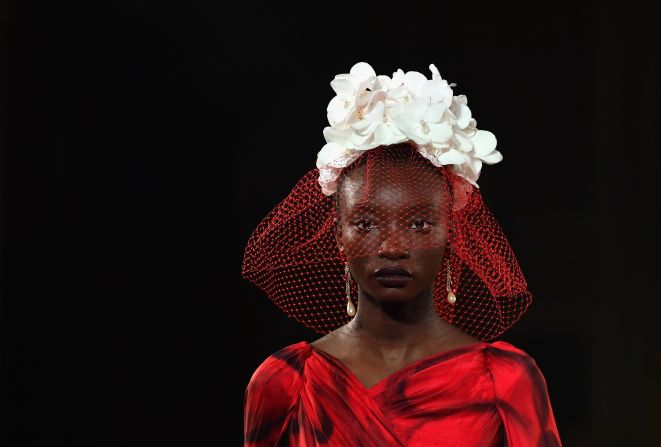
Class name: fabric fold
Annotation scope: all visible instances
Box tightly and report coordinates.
[244,340,562,446]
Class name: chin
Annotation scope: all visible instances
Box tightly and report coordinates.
[365,285,421,303]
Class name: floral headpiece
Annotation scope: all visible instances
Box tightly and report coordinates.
[316,62,503,195]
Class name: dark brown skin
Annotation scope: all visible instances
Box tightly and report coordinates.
[310,157,478,389]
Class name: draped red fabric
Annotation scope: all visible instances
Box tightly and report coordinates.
[244,341,562,446]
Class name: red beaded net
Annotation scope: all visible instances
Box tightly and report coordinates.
[242,142,532,341]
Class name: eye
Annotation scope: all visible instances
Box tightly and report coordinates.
[411,219,433,231]
[355,218,377,231]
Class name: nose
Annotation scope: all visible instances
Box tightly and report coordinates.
[377,227,410,260]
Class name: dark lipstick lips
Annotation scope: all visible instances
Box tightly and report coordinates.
[375,267,411,288]
[375,267,412,277]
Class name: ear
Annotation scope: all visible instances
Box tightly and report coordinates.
[334,217,345,253]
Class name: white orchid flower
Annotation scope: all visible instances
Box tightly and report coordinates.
[317,62,503,195]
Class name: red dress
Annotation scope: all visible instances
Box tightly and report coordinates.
[244,340,562,446]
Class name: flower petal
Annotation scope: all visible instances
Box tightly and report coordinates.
[349,129,373,147]
[405,97,427,121]
[361,89,386,111]
[327,96,351,126]
[356,139,381,151]
[421,79,451,103]
[437,148,467,165]
[453,131,474,152]
[454,94,468,106]
[424,102,448,123]
[350,62,377,85]
[392,113,416,135]
[480,150,503,164]
[429,63,441,80]
[431,142,450,150]
[472,130,497,157]
[373,123,393,145]
[350,119,372,133]
[409,129,430,145]
[316,142,345,168]
[385,117,406,138]
[330,76,355,98]
[428,121,453,143]
[454,103,472,129]
[404,71,427,97]
[375,75,391,91]
[471,158,483,178]
[363,100,385,123]
[323,126,350,143]
[391,69,405,88]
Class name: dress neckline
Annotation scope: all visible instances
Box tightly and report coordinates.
[305,340,489,394]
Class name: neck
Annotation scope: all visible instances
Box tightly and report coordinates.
[346,287,454,349]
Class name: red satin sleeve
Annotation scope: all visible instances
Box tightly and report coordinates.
[486,342,563,447]
[243,344,307,446]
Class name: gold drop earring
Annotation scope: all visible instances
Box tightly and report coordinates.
[345,263,356,317]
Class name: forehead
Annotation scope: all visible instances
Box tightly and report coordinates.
[338,161,447,212]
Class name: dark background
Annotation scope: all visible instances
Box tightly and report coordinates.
[3,2,660,446]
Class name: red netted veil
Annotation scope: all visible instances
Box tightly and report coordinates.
[242,142,532,341]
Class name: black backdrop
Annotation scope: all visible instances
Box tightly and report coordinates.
[3,2,661,446]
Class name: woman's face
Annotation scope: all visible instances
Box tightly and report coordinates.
[335,159,450,303]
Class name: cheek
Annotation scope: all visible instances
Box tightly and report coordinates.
[417,247,446,275]
[340,227,377,258]
[347,257,370,285]
[347,252,368,268]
